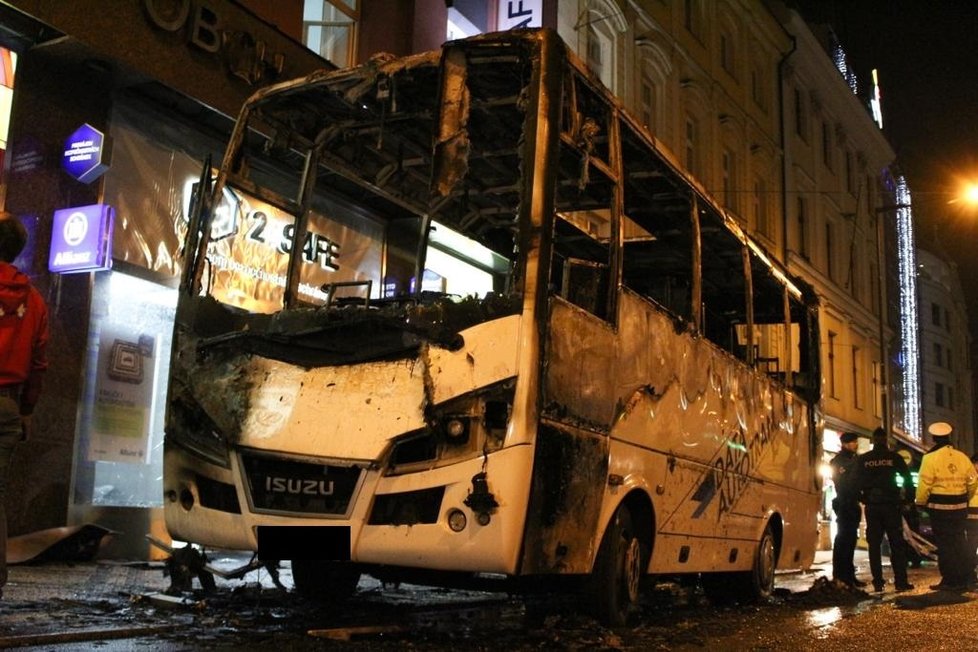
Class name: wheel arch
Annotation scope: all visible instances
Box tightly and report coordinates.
[593,488,656,572]
[765,511,784,566]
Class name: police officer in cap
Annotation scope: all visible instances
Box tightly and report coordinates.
[830,431,864,586]
[916,422,978,591]
[854,427,914,592]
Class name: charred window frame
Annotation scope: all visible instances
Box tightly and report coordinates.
[698,206,749,362]
[619,122,695,324]
[746,245,815,394]
[425,41,532,298]
[550,71,618,321]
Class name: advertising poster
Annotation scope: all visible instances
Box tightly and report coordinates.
[87,326,159,464]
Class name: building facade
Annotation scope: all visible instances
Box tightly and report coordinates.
[916,247,976,453]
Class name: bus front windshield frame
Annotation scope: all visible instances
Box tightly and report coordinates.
[183,36,538,327]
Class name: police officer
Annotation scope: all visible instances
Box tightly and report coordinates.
[830,432,863,586]
[854,427,914,592]
[916,425,978,591]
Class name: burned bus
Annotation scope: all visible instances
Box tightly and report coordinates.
[163,29,822,625]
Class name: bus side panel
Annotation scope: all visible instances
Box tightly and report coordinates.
[609,292,818,570]
[541,298,618,428]
[520,422,609,574]
[519,298,616,574]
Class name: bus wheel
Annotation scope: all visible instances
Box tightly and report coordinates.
[290,560,361,601]
[702,524,776,604]
[742,524,777,600]
[590,504,646,627]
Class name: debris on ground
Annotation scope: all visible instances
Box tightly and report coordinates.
[163,544,217,594]
[307,624,407,640]
[6,524,114,564]
[788,576,870,607]
[143,592,206,611]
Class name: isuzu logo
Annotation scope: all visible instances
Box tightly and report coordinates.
[264,476,334,496]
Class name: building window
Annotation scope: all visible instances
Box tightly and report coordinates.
[870,261,879,315]
[852,346,862,409]
[303,0,359,68]
[845,150,855,195]
[640,77,655,132]
[949,387,954,409]
[935,381,945,408]
[872,361,882,418]
[447,1,486,39]
[684,0,703,38]
[587,24,604,78]
[825,221,835,280]
[685,116,697,177]
[751,66,768,112]
[932,302,941,326]
[794,88,809,141]
[933,342,942,367]
[722,148,736,210]
[828,331,837,399]
[754,177,769,237]
[720,32,734,76]
[945,307,951,331]
[583,18,615,91]
[797,196,809,259]
[822,121,833,171]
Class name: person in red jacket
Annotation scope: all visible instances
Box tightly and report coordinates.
[0,212,48,598]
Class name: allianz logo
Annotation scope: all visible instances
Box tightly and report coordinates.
[264,476,335,496]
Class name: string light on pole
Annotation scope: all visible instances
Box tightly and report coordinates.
[894,176,920,441]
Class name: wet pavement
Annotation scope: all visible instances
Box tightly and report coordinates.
[0,548,970,650]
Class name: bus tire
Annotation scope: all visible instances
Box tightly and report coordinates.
[702,524,776,604]
[589,504,646,627]
[290,559,361,601]
[741,523,777,600]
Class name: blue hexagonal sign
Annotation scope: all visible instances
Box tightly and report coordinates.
[62,123,111,183]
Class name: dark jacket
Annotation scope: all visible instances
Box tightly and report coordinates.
[831,449,860,504]
[855,444,914,505]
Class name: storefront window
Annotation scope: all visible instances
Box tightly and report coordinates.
[69,100,223,512]
[0,47,17,192]
[73,271,176,507]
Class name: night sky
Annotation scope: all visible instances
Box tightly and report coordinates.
[793,0,978,341]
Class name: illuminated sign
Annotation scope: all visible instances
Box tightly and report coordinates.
[870,69,883,129]
[48,204,114,274]
[182,177,339,267]
[497,0,542,30]
[62,123,110,183]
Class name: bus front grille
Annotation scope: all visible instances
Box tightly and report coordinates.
[241,453,363,517]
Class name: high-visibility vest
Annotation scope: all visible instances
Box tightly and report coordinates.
[916,445,977,512]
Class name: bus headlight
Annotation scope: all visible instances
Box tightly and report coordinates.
[445,418,467,440]
[387,383,514,474]
[447,508,467,532]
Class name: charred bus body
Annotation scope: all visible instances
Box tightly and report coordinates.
[164,29,821,624]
